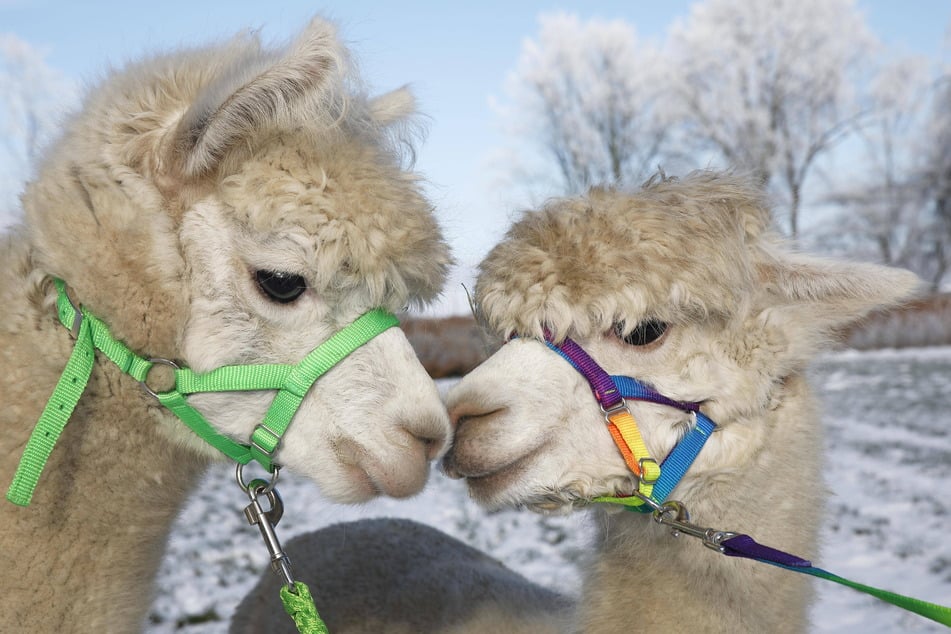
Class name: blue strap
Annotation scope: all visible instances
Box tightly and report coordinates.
[611,375,701,412]
[612,375,715,508]
[591,375,716,511]
[634,411,716,509]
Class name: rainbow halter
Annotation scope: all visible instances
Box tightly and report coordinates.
[541,333,716,510]
[541,333,951,627]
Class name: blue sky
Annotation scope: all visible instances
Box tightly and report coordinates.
[2,0,949,314]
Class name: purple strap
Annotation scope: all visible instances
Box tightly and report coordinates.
[721,534,812,568]
[550,337,623,408]
[546,336,701,412]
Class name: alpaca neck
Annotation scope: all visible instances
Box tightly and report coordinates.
[0,278,210,632]
[574,375,823,634]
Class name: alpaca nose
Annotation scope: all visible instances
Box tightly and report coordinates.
[402,411,451,461]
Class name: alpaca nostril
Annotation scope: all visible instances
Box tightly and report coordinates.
[450,407,507,431]
[413,432,446,461]
[402,413,450,461]
[423,436,444,461]
[451,413,471,430]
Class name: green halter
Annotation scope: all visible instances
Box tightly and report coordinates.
[6,278,398,507]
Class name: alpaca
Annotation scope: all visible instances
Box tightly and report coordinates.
[235,171,922,632]
[0,17,453,633]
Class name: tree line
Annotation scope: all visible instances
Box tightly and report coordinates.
[2,1,949,290]
[494,0,950,291]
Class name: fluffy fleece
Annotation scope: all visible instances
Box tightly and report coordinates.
[0,17,452,633]
[441,171,923,632]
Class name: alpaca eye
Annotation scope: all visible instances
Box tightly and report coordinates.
[254,270,307,304]
[615,320,668,346]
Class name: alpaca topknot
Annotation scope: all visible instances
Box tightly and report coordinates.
[474,171,774,341]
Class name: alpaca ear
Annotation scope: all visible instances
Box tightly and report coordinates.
[368,85,417,126]
[173,17,343,177]
[756,249,923,352]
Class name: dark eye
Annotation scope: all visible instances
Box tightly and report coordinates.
[254,270,307,304]
[615,320,668,346]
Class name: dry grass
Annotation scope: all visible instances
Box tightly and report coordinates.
[400,315,501,378]
[844,292,951,350]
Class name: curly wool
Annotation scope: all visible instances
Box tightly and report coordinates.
[475,171,774,341]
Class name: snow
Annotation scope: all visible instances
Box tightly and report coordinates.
[147,347,951,633]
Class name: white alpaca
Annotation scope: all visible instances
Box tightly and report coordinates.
[0,17,452,633]
[234,172,922,633]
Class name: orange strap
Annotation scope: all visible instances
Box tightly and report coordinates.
[606,408,659,499]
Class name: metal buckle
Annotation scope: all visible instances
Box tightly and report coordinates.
[250,423,283,459]
[638,457,661,485]
[651,500,738,552]
[236,461,280,494]
[599,399,629,422]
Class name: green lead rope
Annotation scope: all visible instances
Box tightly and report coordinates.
[281,582,329,634]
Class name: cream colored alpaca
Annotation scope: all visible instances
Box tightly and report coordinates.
[0,17,453,633]
[235,172,921,633]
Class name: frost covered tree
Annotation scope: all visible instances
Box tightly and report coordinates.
[667,0,877,238]
[496,12,675,197]
[0,34,75,227]
[822,58,947,287]
[912,73,951,289]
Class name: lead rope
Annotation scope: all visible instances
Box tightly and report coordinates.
[633,494,951,627]
[238,464,329,634]
[540,334,951,628]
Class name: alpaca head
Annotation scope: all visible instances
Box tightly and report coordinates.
[444,172,921,512]
[21,18,452,502]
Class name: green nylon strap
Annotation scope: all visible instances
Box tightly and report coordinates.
[280,581,329,634]
[155,390,254,464]
[6,293,96,506]
[764,563,951,626]
[249,308,399,470]
[7,279,399,506]
[176,365,293,394]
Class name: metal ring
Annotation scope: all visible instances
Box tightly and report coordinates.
[235,461,280,494]
[140,358,180,398]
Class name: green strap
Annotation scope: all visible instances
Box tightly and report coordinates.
[6,300,96,506]
[791,565,951,626]
[175,365,292,394]
[281,581,329,634]
[155,390,254,464]
[249,309,399,470]
[7,279,399,505]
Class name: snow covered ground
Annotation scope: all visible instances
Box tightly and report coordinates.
[147,347,951,633]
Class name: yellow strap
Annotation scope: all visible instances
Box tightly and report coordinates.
[607,409,659,501]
